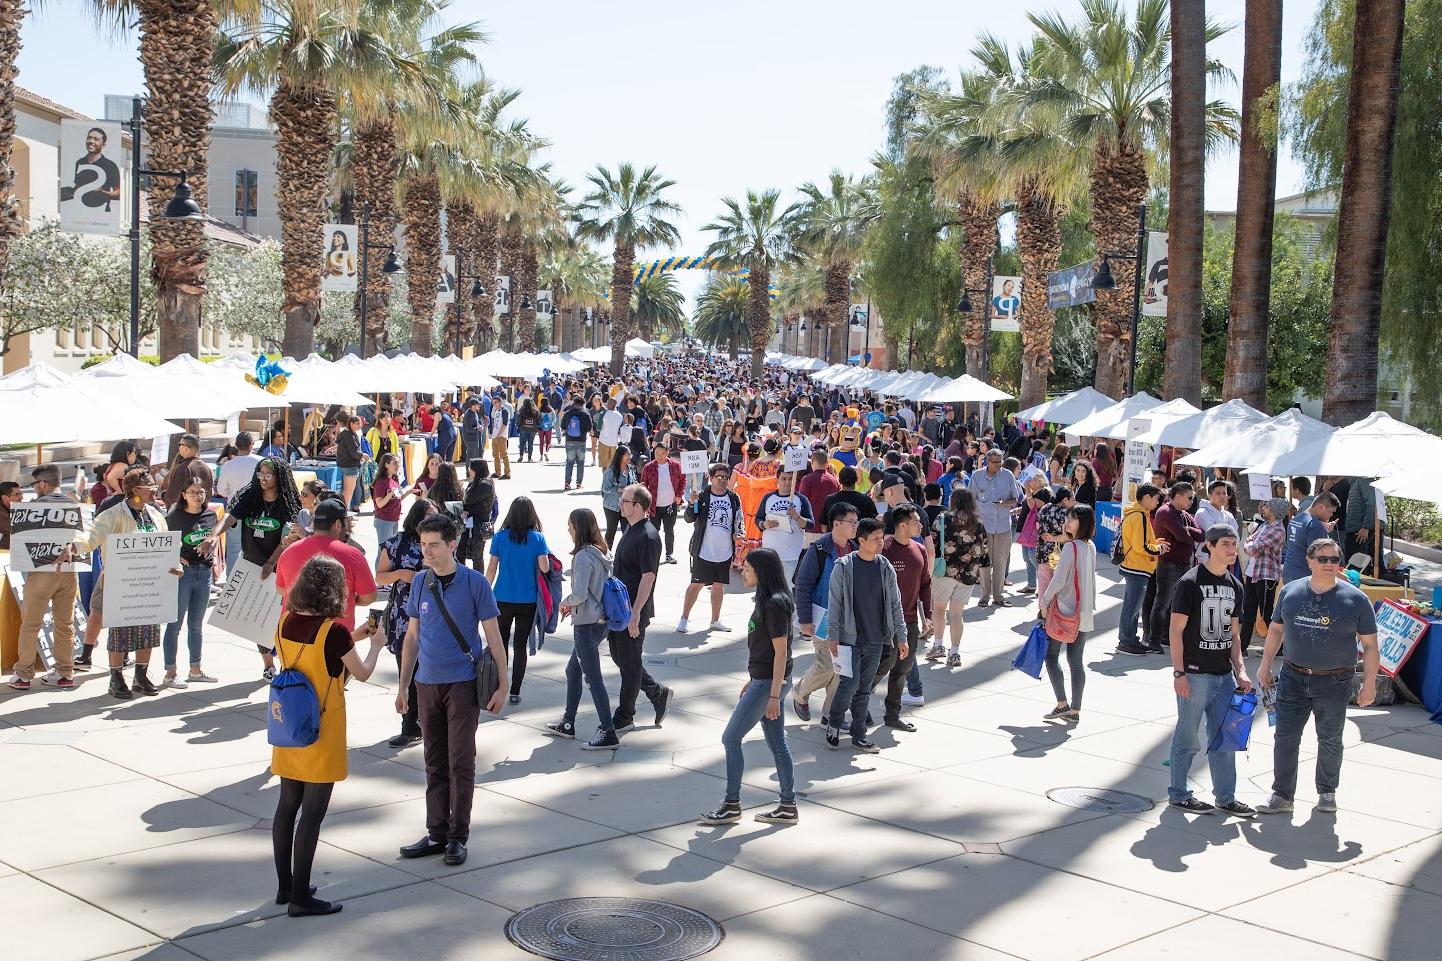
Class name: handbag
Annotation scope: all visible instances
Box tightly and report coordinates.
[1011,621,1048,679]
[1044,543,1083,644]
[1207,688,1259,752]
[426,570,501,711]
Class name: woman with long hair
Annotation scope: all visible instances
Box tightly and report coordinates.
[371,453,403,548]
[545,508,619,750]
[486,496,550,703]
[721,422,748,470]
[928,488,990,667]
[460,458,497,569]
[516,397,540,462]
[162,478,219,688]
[700,548,798,825]
[103,440,139,495]
[269,554,383,916]
[408,451,442,501]
[625,412,649,466]
[1038,505,1098,724]
[1091,442,1118,502]
[427,461,464,514]
[1070,459,1097,509]
[1049,442,1072,486]
[601,446,636,547]
[376,499,436,747]
[538,396,554,461]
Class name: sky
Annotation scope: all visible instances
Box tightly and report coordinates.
[18,0,1323,297]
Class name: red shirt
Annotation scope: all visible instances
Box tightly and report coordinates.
[797,469,841,527]
[372,476,403,522]
[882,535,932,621]
[274,535,378,631]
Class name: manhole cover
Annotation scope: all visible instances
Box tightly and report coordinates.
[506,897,724,961]
[1047,787,1154,814]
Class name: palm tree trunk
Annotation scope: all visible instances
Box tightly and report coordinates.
[444,200,478,353]
[1163,0,1206,405]
[271,80,336,366]
[609,241,633,375]
[961,196,999,380]
[140,0,216,362]
[474,214,499,352]
[352,113,397,349]
[747,262,772,380]
[1090,142,1150,398]
[822,262,850,363]
[0,0,26,295]
[402,171,441,355]
[1323,0,1405,426]
[1017,178,1061,409]
[1224,0,1283,409]
[516,241,538,352]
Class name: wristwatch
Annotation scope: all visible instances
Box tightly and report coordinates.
[1172,670,1186,678]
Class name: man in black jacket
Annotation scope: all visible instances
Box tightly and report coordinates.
[559,395,593,490]
[461,396,485,464]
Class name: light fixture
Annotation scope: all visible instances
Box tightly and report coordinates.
[470,279,485,298]
[382,251,401,273]
[161,174,204,220]
[1091,256,1117,291]
[954,292,973,314]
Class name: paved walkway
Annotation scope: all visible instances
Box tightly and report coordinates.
[4,452,1441,961]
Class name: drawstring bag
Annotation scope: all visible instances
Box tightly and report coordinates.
[1207,689,1259,753]
[1012,621,1048,679]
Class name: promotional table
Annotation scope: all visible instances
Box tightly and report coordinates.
[1398,615,1442,721]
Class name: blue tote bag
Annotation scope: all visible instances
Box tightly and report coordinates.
[1012,622,1048,679]
[1208,689,1259,752]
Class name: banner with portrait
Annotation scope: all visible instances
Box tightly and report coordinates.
[59,119,124,236]
[991,276,1022,332]
[494,274,511,315]
[535,289,555,318]
[1142,231,1168,317]
[437,254,456,304]
[1046,262,1097,309]
[320,223,358,292]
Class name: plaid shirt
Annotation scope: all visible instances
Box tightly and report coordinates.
[1245,519,1285,582]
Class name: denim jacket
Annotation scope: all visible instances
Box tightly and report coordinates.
[601,465,637,513]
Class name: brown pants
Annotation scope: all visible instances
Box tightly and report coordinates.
[491,436,511,478]
[417,680,480,844]
[16,572,78,680]
[597,442,617,471]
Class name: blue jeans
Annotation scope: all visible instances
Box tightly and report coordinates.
[564,442,587,486]
[518,430,536,459]
[1021,546,1038,590]
[564,621,614,733]
[722,676,795,804]
[906,658,923,697]
[826,642,884,740]
[374,518,398,550]
[1270,666,1352,800]
[1117,571,1151,648]
[163,562,211,670]
[1168,671,1238,805]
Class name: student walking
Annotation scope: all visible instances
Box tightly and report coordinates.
[609,485,673,733]
[792,504,858,721]
[544,508,620,750]
[927,488,989,667]
[678,464,743,634]
[1037,505,1097,724]
[601,447,637,547]
[485,497,551,704]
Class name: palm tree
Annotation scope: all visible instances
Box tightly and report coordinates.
[1026,0,1237,397]
[1222,0,1283,409]
[0,0,27,299]
[1164,0,1206,405]
[793,172,877,364]
[693,276,750,361]
[775,260,825,356]
[573,163,682,374]
[703,189,797,379]
[397,140,447,354]
[633,272,686,343]
[1323,0,1405,426]
[539,242,607,350]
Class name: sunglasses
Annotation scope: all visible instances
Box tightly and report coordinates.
[1313,554,1342,564]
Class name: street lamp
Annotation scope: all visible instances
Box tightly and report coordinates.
[123,95,204,358]
[356,202,400,358]
[446,246,488,357]
[1090,202,1148,396]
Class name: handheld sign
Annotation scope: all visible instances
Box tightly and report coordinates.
[104,531,181,627]
[783,446,809,473]
[1245,472,1273,502]
[679,450,709,475]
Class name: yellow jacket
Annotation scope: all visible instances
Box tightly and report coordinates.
[1118,502,1163,575]
[364,426,402,460]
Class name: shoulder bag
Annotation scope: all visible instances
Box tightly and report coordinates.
[425,569,501,711]
[932,513,948,578]
[1044,542,1083,644]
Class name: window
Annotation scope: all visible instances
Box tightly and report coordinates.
[54,326,70,349]
[234,169,258,218]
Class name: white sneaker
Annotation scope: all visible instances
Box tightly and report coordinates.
[900,692,925,706]
[39,670,61,685]
[709,622,731,633]
[676,618,689,635]
[164,673,189,689]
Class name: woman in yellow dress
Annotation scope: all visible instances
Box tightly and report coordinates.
[270,554,383,917]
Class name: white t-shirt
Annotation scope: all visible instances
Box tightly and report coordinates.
[700,494,736,563]
[759,491,807,563]
[216,452,262,501]
[897,407,916,430]
[599,408,624,446]
[656,463,676,508]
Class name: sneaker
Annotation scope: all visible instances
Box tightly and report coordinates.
[164,673,189,689]
[1114,642,1151,657]
[544,719,576,739]
[582,728,621,750]
[7,675,31,691]
[900,692,924,706]
[664,555,678,565]
[1043,704,1071,720]
[754,802,799,825]
[851,737,881,754]
[388,732,421,748]
[1018,585,1036,595]
[699,801,742,824]
[614,722,636,735]
[792,698,811,722]
[40,670,61,684]
[654,686,673,726]
[946,653,961,667]
[1256,794,1294,815]
[262,666,276,681]
[1217,800,1257,819]
[1316,792,1338,813]
[1170,797,1216,815]
[924,646,944,661]
[187,671,218,683]
[54,677,75,690]
[1146,643,1166,655]
[676,618,689,634]
[709,622,731,633]
[824,725,841,749]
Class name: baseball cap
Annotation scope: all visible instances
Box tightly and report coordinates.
[313,498,349,525]
[879,474,907,493]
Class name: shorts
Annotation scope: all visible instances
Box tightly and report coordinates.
[338,466,360,478]
[108,623,160,654]
[89,571,106,619]
[690,557,732,586]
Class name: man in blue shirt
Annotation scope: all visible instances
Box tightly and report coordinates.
[1280,491,1339,583]
[395,513,505,867]
[968,449,1022,606]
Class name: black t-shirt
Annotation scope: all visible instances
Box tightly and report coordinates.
[167,506,217,565]
[822,489,877,528]
[278,612,354,679]
[614,518,661,620]
[747,595,794,678]
[1170,565,1243,675]
[850,556,887,645]
[239,497,288,566]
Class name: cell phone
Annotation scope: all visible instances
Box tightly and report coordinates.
[367,609,382,628]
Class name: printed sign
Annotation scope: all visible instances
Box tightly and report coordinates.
[783,446,809,474]
[1246,472,1273,502]
[209,558,285,647]
[1142,231,1169,317]
[7,500,89,572]
[535,289,554,318]
[679,450,709,475]
[1373,599,1429,677]
[5,572,87,671]
[991,276,1021,333]
[437,254,456,304]
[59,119,124,236]
[103,531,181,628]
[1046,262,1097,309]
[1121,418,1154,508]
[321,223,358,292]
[494,274,511,315]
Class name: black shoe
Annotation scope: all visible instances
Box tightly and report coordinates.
[1217,800,1257,819]
[1114,642,1150,657]
[388,731,421,748]
[75,648,93,669]
[109,670,133,700]
[544,719,576,739]
[851,737,881,754]
[1146,643,1166,654]
[825,725,840,749]
[398,836,446,859]
[754,802,798,824]
[1170,797,1217,815]
[653,686,673,726]
[276,885,317,905]
[133,667,159,697]
[442,841,467,865]
[792,698,811,722]
[287,897,342,917]
[582,728,620,750]
[508,693,521,705]
[883,718,916,732]
[699,800,742,824]
[613,721,635,734]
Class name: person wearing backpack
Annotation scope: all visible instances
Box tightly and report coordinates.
[544,508,620,750]
[791,504,858,722]
[677,463,743,634]
[269,554,384,916]
[560,395,593,491]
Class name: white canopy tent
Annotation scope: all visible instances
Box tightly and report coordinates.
[914,375,1013,404]
[154,353,289,410]
[1091,397,1200,441]
[1177,408,1336,471]
[1131,398,1270,448]
[77,355,248,420]
[1374,466,1441,504]
[569,340,653,363]
[1063,393,1165,440]
[0,364,184,445]
[1014,386,1116,427]
[1266,411,1442,479]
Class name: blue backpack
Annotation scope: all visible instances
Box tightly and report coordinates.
[267,618,335,748]
[565,411,586,440]
[602,575,633,632]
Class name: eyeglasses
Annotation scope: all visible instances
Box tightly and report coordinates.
[1313,554,1342,564]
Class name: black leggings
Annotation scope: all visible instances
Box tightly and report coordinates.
[654,504,678,556]
[1240,576,1277,654]
[272,778,334,904]
[1045,635,1087,711]
[604,508,628,548]
[497,600,537,696]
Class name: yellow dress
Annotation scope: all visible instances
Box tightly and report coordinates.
[270,614,349,784]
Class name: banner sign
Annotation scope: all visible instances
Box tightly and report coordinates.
[1121,418,1154,508]
[1142,231,1168,317]
[321,224,358,292]
[103,531,180,628]
[6,572,86,670]
[7,500,90,572]
[59,119,124,236]
[494,274,511,315]
[208,558,285,647]
[1373,599,1428,677]
[991,276,1021,332]
[535,289,555,318]
[1046,262,1097,309]
[437,254,456,304]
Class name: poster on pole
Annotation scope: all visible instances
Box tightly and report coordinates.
[1046,262,1097,309]
[436,254,456,304]
[494,275,511,315]
[535,289,555,318]
[1121,418,1154,508]
[321,224,358,292]
[103,531,181,628]
[208,558,285,647]
[7,500,90,572]
[1373,599,1428,677]
[59,119,124,236]
[679,450,709,476]
[1142,231,1169,317]
[991,276,1021,333]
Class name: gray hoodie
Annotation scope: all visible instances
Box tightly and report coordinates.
[825,551,906,649]
[561,543,611,625]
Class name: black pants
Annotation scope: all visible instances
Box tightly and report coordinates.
[1240,576,1278,653]
[1149,562,1188,647]
[604,508,628,548]
[1140,570,1158,644]
[496,600,536,696]
[609,616,663,728]
[654,504,678,557]
[872,619,919,723]
[394,649,420,736]
[272,778,334,903]
[417,680,480,843]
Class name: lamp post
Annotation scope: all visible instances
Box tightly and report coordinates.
[512,293,533,353]
[447,245,486,357]
[124,95,204,357]
[1090,202,1149,396]
[356,202,400,358]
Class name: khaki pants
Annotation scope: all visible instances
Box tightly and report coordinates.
[16,571,78,680]
[491,435,511,477]
[794,604,839,715]
[597,442,617,471]
[979,532,1013,604]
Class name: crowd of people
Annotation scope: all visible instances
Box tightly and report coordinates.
[0,349,1383,916]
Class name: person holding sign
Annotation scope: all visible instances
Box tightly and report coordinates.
[7,466,82,692]
[755,470,815,581]
[640,440,684,565]
[678,464,743,634]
